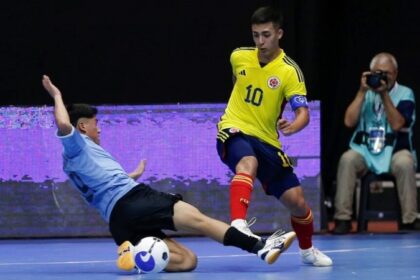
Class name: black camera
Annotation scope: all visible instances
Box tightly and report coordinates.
[366,71,388,89]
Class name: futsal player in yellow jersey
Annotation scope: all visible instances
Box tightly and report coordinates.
[217,6,332,266]
[219,48,306,149]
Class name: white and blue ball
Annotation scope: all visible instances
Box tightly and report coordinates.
[133,236,170,273]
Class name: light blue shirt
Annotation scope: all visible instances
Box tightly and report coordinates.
[57,127,138,221]
[350,83,416,173]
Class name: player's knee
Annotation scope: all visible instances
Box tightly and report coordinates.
[288,197,307,215]
[296,199,307,212]
[178,250,198,272]
[236,156,258,175]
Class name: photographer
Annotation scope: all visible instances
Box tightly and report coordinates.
[333,52,420,234]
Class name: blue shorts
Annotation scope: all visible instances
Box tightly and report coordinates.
[217,129,300,199]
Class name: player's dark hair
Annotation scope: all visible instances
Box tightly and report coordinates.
[66,104,98,127]
[251,6,283,28]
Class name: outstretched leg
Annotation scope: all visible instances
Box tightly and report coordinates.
[172,200,295,264]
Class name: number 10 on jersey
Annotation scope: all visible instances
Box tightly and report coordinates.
[245,85,263,106]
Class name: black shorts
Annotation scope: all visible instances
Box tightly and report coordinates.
[109,183,182,246]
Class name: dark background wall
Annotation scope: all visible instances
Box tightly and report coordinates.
[1,0,420,209]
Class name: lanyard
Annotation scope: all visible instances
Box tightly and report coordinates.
[373,94,383,122]
[372,82,399,123]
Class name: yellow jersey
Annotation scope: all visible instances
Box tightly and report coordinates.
[218,47,307,149]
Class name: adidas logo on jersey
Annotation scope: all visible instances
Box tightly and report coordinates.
[239,70,246,76]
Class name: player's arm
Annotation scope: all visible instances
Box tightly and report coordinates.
[42,75,73,136]
[278,94,309,135]
[278,106,309,136]
[128,159,147,180]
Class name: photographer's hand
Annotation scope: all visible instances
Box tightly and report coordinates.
[360,71,371,92]
[375,80,389,96]
[344,71,370,128]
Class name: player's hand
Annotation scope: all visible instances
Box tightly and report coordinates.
[42,75,62,98]
[277,118,294,136]
[129,159,147,180]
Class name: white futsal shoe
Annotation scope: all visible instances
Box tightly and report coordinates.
[257,230,296,264]
[300,246,333,266]
[231,217,261,240]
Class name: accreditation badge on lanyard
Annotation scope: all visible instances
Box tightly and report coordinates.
[368,94,385,154]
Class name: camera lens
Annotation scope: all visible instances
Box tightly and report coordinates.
[366,74,382,89]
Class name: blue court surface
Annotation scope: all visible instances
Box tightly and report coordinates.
[0,233,419,280]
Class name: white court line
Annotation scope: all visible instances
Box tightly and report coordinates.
[0,260,114,266]
[200,244,420,258]
[0,244,419,266]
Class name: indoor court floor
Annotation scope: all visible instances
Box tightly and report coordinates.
[0,233,419,280]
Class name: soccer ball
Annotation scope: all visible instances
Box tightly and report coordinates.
[133,236,170,273]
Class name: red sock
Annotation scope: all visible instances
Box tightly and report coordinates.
[291,208,314,250]
[230,173,253,221]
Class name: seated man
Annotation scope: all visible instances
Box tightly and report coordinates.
[41,75,296,272]
[333,53,420,234]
